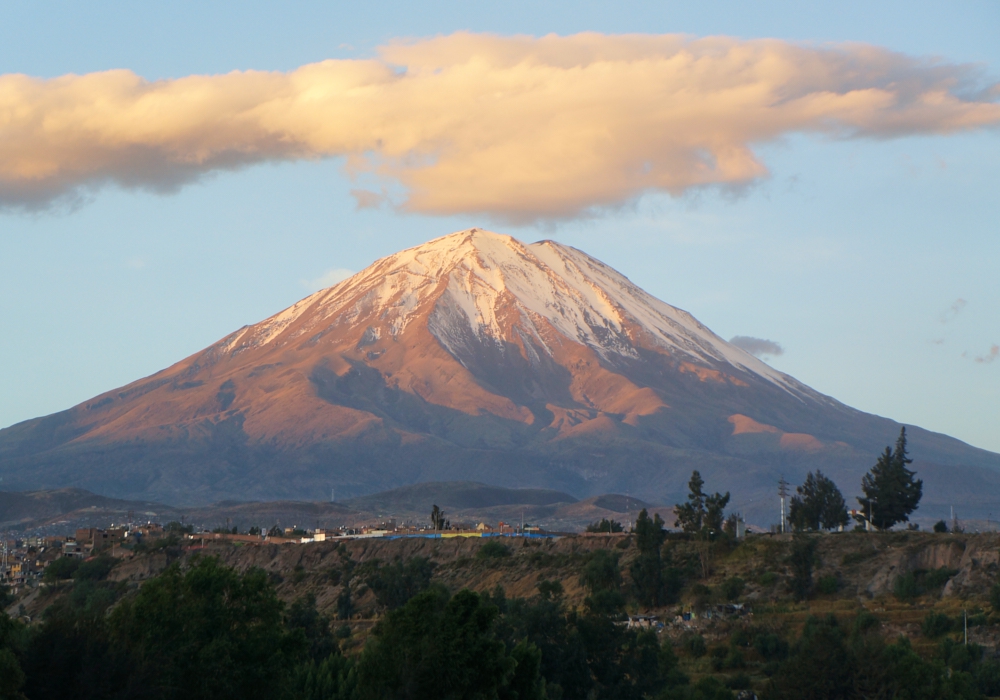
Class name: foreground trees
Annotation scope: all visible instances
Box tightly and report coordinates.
[859,427,923,530]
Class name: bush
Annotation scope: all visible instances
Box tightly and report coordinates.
[365,557,436,610]
[476,540,510,559]
[817,575,840,595]
[788,536,817,601]
[580,549,621,594]
[720,576,745,601]
[726,672,753,690]
[841,550,876,566]
[922,612,953,638]
[933,520,948,533]
[991,583,1000,611]
[894,573,920,601]
[682,634,707,658]
[758,571,778,586]
[923,567,958,589]
[43,557,80,581]
[73,556,117,582]
[753,632,789,661]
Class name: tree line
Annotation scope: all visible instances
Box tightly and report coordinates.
[672,427,924,534]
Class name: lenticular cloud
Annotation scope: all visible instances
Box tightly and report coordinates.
[1,32,998,220]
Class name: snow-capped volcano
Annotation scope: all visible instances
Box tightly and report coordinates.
[2,228,999,523]
[228,229,809,398]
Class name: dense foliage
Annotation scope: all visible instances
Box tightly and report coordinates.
[2,537,999,700]
[767,613,998,700]
[859,427,923,530]
[788,471,849,532]
[674,471,730,538]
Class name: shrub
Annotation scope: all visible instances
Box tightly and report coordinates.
[758,571,778,586]
[894,573,920,601]
[476,540,510,559]
[990,583,1000,611]
[788,536,817,601]
[723,648,746,670]
[682,634,707,658]
[365,557,436,610]
[923,567,958,589]
[933,520,948,533]
[817,575,840,595]
[73,556,117,581]
[580,549,621,594]
[753,632,789,661]
[922,612,953,638]
[43,557,80,581]
[726,672,753,690]
[841,549,877,566]
[720,576,745,601]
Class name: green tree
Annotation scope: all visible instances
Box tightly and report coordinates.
[859,427,923,530]
[0,613,27,700]
[363,557,436,611]
[788,535,817,601]
[674,471,730,538]
[789,471,849,531]
[630,509,668,607]
[108,556,305,700]
[42,557,80,581]
[355,587,520,700]
[430,504,447,530]
[581,550,625,617]
[286,593,338,662]
[585,518,624,533]
[580,550,622,595]
[291,653,357,700]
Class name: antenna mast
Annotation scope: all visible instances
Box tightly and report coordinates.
[778,477,789,533]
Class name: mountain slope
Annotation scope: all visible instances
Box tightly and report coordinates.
[2,229,998,524]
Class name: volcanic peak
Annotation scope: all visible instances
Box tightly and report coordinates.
[219,229,808,398]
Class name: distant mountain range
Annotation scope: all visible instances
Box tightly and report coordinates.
[2,229,998,525]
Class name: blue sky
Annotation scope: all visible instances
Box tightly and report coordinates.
[1,0,998,453]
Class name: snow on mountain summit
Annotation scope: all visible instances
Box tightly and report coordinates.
[229,229,809,398]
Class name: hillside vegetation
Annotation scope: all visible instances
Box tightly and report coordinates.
[5,529,1000,698]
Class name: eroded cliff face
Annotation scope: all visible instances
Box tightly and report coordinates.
[98,531,1000,616]
[2,229,999,522]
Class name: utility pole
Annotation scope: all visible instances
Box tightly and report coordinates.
[778,477,789,533]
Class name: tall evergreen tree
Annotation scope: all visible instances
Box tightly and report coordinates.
[858,427,923,530]
[674,470,730,537]
[789,471,849,531]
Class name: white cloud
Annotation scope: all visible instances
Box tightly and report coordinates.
[1,32,998,221]
[303,267,354,292]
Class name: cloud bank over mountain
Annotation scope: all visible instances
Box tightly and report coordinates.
[2,32,998,220]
